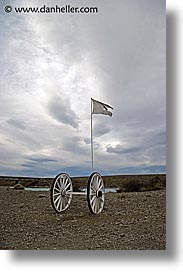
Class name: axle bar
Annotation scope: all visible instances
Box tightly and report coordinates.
[68,191,87,196]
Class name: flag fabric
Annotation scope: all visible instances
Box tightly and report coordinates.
[91,98,113,117]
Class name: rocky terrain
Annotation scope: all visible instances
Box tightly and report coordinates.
[0,175,166,250]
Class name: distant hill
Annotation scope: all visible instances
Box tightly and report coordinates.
[0,174,166,192]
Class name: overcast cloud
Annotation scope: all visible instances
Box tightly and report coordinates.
[0,0,166,177]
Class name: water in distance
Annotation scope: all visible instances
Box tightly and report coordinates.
[24,187,118,193]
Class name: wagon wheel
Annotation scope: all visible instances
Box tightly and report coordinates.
[87,172,105,214]
[50,173,73,213]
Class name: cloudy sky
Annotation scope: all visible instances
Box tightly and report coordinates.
[0,0,166,177]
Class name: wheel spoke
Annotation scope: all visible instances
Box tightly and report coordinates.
[66,194,71,204]
[91,186,96,192]
[65,191,72,196]
[93,198,97,213]
[93,198,96,212]
[92,197,97,211]
[56,196,61,210]
[54,186,61,193]
[65,177,69,185]
[53,192,60,197]
[66,195,70,205]
[96,198,99,213]
[97,179,102,190]
[99,197,104,203]
[98,184,103,192]
[59,177,63,190]
[64,181,71,191]
[55,180,61,191]
[96,176,100,189]
[91,195,96,205]
[96,176,100,188]
[63,177,67,186]
[63,196,68,209]
[93,177,97,190]
[62,178,66,189]
[61,176,64,185]
[61,196,65,210]
[96,198,100,213]
[54,194,61,205]
[95,198,99,213]
[59,197,62,211]
[63,176,68,186]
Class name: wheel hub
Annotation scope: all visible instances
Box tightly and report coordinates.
[61,189,66,197]
[96,190,103,198]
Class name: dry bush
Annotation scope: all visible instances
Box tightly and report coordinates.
[122,178,141,192]
[118,175,166,193]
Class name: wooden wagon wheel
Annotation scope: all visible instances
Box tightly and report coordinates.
[87,172,105,214]
[50,173,73,213]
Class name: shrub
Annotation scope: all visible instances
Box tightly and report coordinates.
[14,182,24,190]
[123,178,141,192]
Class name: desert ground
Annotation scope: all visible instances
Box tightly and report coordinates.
[0,174,166,250]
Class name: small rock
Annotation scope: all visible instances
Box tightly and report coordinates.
[38,194,46,198]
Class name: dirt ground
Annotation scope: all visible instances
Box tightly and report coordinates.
[0,186,166,250]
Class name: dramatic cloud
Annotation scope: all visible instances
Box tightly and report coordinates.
[7,119,26,131]
[0,0,166,176]
[47,95,79,128]
[93,121,111,138]
[106,145,140,155]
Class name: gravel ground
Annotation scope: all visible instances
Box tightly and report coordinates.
[0,187,166,250]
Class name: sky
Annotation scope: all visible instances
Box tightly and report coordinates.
[0,0,166,177]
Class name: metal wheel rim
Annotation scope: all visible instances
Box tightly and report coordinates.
[52,173,73,212]
[88,173,104,214]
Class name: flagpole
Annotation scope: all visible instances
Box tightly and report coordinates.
[91,98,94,171]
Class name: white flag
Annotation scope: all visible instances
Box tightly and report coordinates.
[91,98,113,117]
